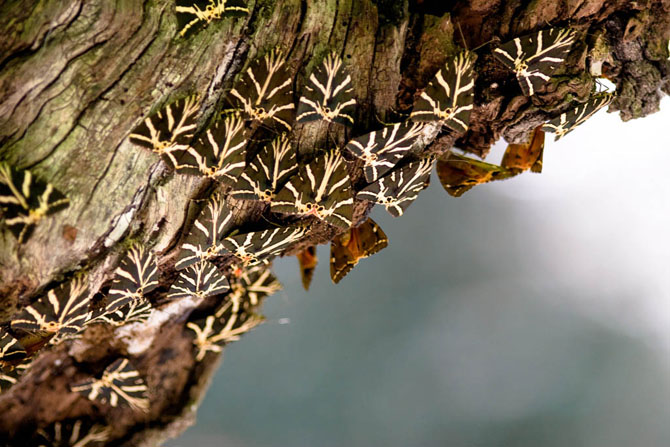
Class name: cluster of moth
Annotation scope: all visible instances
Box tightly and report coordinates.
[0,1,619,441]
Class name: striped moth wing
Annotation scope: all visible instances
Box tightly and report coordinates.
[330,218,388,284]
[88,297,152,327]
[176,0,249,37]
[296,245,318,290]
[436,152,516,197]
[0,162,70,244]
[220,226,309,267]
[107,245,159,312]
[176,193,236,270]
[230,133,298,202]
[227,49,295,131]
[34,420,110,447]
[167,261,230,300]
[410,51,476,133]
[128,95,200,167]
[0,362,30,392]
[229,263,282,306]
[542,92,614,140]
[0,331,26,364]
[70,358,149,411]
[357,157,434,217]
[345,122,425,183]
[11,277,91,343]
[493,28,576,96]
[174,114,248,185]
[271,150,354,229]
[187,311,263,361]
[296,53,357,126]
[501,126,545,173]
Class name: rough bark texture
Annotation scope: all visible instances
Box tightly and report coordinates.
[0,0,669,445]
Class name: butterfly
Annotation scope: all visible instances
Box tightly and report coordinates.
[167,261,230,300]
[296,245,318,290]
[226,48,295,131]
[410,51,476,133]
[493,28,576,96]
[345,122,426,182]
[330,218,388,284]
[34,419,110,447]
[542,92,614,140]
[220,226,309,267]
[88,297,152,327]
[435,152,515,197]
[0,162,70,244]
[176,0,249,37]
[357,157,434,217]
[271,150,353,229]
[107,245,159,312]
[296,53,357,126]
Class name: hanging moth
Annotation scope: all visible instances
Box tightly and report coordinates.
[11,277,91,344]
[357,157,434,217]
[0,330,26,363]
[34,419,110,447]
[187,311,263,361]
[410,51,476,133]
[501,126,545,173]
[176,0,249,37]
[0,162,70,244]
[345,122,426,183]
[174,114,248,184]
[271,150,353,229]
[296,52,357,126]
[296,245,318,290]
[176,193,236,270]
[493,28,576,96]
[229,263,282,306]
[0,362,30,392]
[227,49,295,131]
[167,261,230,300]
[220,226,309,267]
[542,92,614,140]
[230,133,298,202]
[435,152,516,197]
[330,218,388,284]
[128,95,200,168]
[107,245,159,312]
[70,358,149,411]
[89,297,152,327]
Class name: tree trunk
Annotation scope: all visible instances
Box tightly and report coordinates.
[0,0,668,445]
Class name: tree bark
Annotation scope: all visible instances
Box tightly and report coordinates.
[0,0,669,445]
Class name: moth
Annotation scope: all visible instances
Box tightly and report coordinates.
[501,126,545,173]
[345,122,426,183]
[187,311,263,361]
[271,150,354,229]
[11,277,91,344]
[0,362,30,392]
[227,49,295,131]
[88,297,152,327]
[410,51,476,133]
[176,0,249,37]
[542,92,614,140]
[220,226,309,267]
[435,152,515,197]
[229,263,282,306]
[357,157,434,217]
[493,28,576,96]
[167,261,230,300]
[128,95,200,168]
[34,420,110,447]
[70,358,149,411]
[175,193,236,270]
[0,162,70,244]
[107,245,159,312]
[330,218,388,284]
[174,114,248,185]
[296,52,357,126]
[230,133,298,202]
[296,245,318,290]
[0,330,26,363]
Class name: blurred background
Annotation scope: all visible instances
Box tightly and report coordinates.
[168,99,670,447]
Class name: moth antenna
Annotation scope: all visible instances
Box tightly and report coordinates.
[456,23,469,51]
[472,38,496,52]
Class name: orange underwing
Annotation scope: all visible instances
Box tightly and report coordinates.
[501,126,545,173]
[436,152,516,197]
[296,245,318,291]
[330,218,388,284]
